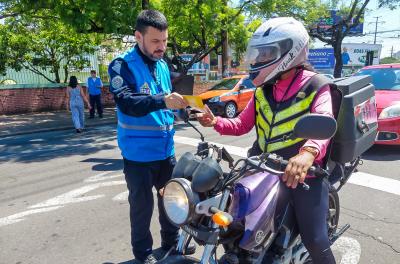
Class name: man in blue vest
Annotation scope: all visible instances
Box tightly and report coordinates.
[108,10,193,264]
[87,70,104,118]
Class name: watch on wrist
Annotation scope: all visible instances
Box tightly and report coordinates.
[300,146,319,158]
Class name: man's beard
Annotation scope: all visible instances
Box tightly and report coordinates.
[143,42,164,61]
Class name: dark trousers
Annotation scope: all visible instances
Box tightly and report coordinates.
[282,178,336,264]
[89,94,103,117]
[123,156,179,261]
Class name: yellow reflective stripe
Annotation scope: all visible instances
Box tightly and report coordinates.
[255,88,273,123]
[267,137,304,152]
[270,115,306,138]
[257,127,266,151]
[275,91,317,123]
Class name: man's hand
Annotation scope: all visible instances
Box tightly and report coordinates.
[164,92,188,109]
[195,105,217,127]
[282,150,316,189]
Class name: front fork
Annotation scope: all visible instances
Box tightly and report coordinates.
[175,189,231,264]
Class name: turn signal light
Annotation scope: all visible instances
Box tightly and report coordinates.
[212,212,233,227]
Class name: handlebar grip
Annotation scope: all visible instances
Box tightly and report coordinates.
[265,155,327,178]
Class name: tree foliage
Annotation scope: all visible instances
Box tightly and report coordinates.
[160,0,256,73]
[308,0,399,77]
[0,14,98,83]
[0,0,141,34]
[380,57,400,64]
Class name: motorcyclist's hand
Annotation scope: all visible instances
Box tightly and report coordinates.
[283,151,315,189]
[165,92,189,109]
[195,105,217,127]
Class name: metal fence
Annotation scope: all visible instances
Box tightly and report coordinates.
[0,52,113,87]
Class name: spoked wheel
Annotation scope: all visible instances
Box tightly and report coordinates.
[327,184,340,237]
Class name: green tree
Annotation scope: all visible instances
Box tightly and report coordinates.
[0,15,97,83]
[161,0,256,73]
[308,0,400,77]
[380,57,400,64]
[0,0,161,34]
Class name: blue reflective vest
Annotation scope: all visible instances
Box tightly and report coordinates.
[116,48,175,162]
[87,77,102,95]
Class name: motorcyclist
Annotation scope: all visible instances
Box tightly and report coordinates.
[196,17,336,263]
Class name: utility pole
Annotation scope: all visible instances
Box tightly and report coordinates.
[372,16,382,44]
[391,46,394,58]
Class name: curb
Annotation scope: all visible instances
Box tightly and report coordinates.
[0,119,117,139]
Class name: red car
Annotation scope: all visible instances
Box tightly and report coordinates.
[355,63,400,145]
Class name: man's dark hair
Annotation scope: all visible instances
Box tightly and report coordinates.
[69,76,78,88]
[90,70,96,74]
[135,9,168,34]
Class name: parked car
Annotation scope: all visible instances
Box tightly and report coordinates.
[198,75,255,118]
[355,63,400,145]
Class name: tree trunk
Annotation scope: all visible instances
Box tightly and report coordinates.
[54,66,61,83]
[333,40,343,78]
[142,0,149,9]
[333,25,344,78]
[63,64,69,83]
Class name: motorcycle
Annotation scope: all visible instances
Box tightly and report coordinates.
[158,109,360,264]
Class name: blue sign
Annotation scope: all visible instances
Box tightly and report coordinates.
[308,48,335,69]
[310,10,364,36]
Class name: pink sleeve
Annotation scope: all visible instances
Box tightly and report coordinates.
[301,85,333,162]
[214,97,256,136]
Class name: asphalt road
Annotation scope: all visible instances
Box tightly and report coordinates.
[0,123,399,264]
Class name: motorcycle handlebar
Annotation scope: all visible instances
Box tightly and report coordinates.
[246,154,329,191]
[277,158,328,178]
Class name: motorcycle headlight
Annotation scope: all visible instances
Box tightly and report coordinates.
[163,178,198,226]
[379,103,400,119]
[209,96,220,103]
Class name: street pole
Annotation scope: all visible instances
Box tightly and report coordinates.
[221,0,229,77]
[373,16,381,44]
[391,46,394,58]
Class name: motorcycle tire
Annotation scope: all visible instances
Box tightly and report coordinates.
[327,183,340,236]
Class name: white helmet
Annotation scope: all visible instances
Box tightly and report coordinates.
[245,17,310,86]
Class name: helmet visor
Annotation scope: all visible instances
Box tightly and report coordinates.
[245,39,293,72]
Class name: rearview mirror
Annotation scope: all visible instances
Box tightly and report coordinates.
[293,114,337,140]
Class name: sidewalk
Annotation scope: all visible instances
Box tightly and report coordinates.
[0,108,117,138]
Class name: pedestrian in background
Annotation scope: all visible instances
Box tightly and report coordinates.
[66,76,91,133]
[87,70,104,118]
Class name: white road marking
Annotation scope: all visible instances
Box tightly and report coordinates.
[112,191,129,201]
[175,136,400,196]
[0,176,126,227]
[29,180,125,209]
[84,172,123,183]
[174,136,249,158]
[0,206,63,227]
[348,172,400,196]
[332,236,362,264]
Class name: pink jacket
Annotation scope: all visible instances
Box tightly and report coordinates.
[214,70,333,163]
